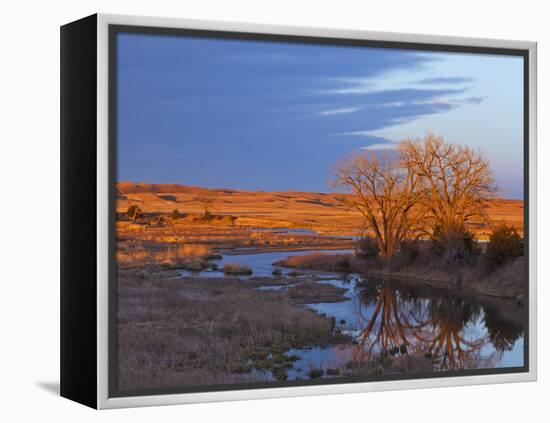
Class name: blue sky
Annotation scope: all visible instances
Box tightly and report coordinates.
[117,33,524,198]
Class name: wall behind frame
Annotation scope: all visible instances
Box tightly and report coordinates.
[0,1,543,421]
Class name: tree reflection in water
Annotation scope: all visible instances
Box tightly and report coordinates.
[483,307,523,353]
[354,285,415,358]
[352,279,521,371]
[414,297,486,370]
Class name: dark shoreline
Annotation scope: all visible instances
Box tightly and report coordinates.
[274,251,524,303]
[365,268,523,302]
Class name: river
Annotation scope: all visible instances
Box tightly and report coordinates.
[181,248,524,379]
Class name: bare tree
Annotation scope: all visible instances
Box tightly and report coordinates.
[194,190,217,218]
[399,133,498,241]
[334,151,421,259]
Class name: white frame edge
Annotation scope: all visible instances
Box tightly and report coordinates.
[96,13,537,409]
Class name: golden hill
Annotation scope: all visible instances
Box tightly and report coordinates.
[116,182,524,238]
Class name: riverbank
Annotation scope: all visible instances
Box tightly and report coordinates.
[275,253,525,302]
[366,258,524,302]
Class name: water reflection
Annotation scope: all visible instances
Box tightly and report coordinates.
[355,286,412,357]
[483,307,524,353]
[351,279,523,371]
[178,247,523,377]
[417,296,486,370]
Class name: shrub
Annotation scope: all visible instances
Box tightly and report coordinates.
[308,368,324,379]
[429,225,445,257]
[150,215,163,226]
[182,260,207,271]
[202,211,214,221]
[389,239,420,271]
[192,213,237,225]
[126,205,142,221]
[355,236,380,259]
[338,255,351,270]
[172,209,181,220]
[222,263,253,275]
[272,366,288,381]
[486,224,523,268]
[400,239,420,262]
[461,229,478,256]
[204,253,223,260]
[274,253,357,272]
[429,225,479,270]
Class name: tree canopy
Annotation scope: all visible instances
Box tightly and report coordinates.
[334,133,497,259]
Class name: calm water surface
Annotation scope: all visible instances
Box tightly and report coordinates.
[181,248,524,378]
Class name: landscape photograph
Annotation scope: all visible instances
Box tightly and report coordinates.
[114,32,526,392]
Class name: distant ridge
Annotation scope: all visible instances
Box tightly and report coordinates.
[117,182,212,195]
[116,181,523,202]
[116,182,331,197]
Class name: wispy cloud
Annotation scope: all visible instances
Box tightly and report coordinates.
[415,76,474,85]
[371,96,485,109]
[317,68,474,98]
[318,107,359,116]
[421,96,486,107]
[318,78,374,95]
[361,142,398,150]
[336,130,374,137]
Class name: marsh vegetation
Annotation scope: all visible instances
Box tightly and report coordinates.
[116,134,525,391]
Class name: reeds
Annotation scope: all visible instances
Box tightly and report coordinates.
[116,243,212,269]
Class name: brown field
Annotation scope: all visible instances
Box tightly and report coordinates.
[117,182,523,239]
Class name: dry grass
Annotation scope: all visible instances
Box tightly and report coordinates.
[287,281,349,304]
[274,253,363,272]
[176,244,211,258]
[116,220,353,255]
[116,242,212,270]
[465,257,524,300]
[222,263,253,275]
[116,182,523,238]
[117,272,349,390]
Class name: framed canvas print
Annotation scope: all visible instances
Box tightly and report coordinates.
[60,13,537,409]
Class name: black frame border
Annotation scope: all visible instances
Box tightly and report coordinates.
[107,23,530,399]
[60,14,99,409]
